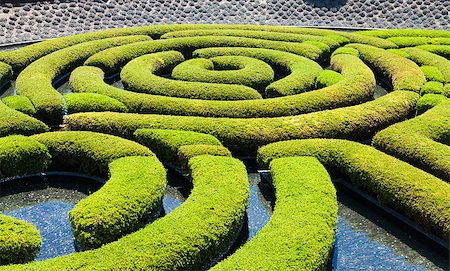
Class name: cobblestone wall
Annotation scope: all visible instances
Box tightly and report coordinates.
[0,0,448,44]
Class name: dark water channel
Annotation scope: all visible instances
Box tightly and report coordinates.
[0,169,447,270]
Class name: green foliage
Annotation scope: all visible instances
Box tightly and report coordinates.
[171,55,274,91]
[0,214,41,265]
[120,51,262,100]
[0,101,48,137]
[65,91,418,155]
[401,47,450,83]
[0,62,12,84]
[386,48,410,58]
[69,156,166,250]
[0,135,50,178]
[416,94,446,115]
[357,29,450,38]
[257,139,450,240]
[70,53,373,117]
[386,37,450,47]
[417,45,450,59]
[1,96,36,116]
[373,99,450,181]
[64,93,128,114]
[420,81,444,95]
[444,84,450,97]
[194,47,323,97]
[348,44,426,92]
[178,144,232,170]
[15,35,150,123]
[212,156,336,270]
[331,47,359,57]
[134,128,222,164]
[315,70,344,88]
[1,155,248,270]
[420,65,445,83]
[30,131,153,177]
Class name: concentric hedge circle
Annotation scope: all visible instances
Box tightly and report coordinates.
[0,25,449,270]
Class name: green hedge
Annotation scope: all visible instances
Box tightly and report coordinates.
[0,101,48,137]
[420,81,444,95]
[0,62,12,85]
[177,144,232,170]
[69,156,166,250]
[64,93,128,114]
[373,99,450,181]
[416,94,446,114]
[15,35,151,123]
[70,53,373,117]
[401,47,450,83]
[331,47,359,57]
[420,65,445,83]
[212,156,337,270]
[386,37,450,47]
[29,131,164,250]
[171,55,273,91]
[0,135,50,178]
[134,128,222,164]
[0,214,41,265]
[416,45,450,59]
[120,51,262,100]
[257,139,450,240]
[0,155,249,270]
[347,44,426,92]
[1,96,36,116]
[64,91,418,155]
[193,47,323,97]
[356,29,450,38]
[315,70,344,88]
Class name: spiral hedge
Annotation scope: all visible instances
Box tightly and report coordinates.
[0,24,449,270]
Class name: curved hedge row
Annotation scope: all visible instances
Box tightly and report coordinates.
[372,99,450,181]
[357,29,450,39]
[0,102,48,138]
[0,214,42,265]
[29,131,165,250]
[64,91,418,155]
[15,35,151,123]
[70,53,373,118]
[347,44,426,92]
[0,62,12,86]
[120,51,263,100]
[257,139,450,240]
[400,47,450,83]
[0,155,249,270]
[64,93,128,114]
[212,156,337,270]
[416,94,447,114]
[417,44,450,59]
[1,96,36,116]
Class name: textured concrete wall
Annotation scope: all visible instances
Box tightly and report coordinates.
[0,0,448,44]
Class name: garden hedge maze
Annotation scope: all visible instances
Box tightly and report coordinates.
[0,24,449,270]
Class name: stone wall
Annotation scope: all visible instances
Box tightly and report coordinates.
[0,0,448,44]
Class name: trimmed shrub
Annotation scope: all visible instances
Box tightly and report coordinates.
[401,47,450,83]
[0,214,42,265]
[0,101,48,137]
[134,128,222,164]
[386,48,410,58]
[177,144,232,170]
[331,47,359,57]
[416,94,446,115]
[0,155,249,270]
[212,156,337,270]
[348,44,426,92]
[69,156,166,250]
[64,93,128,114]
[193,47,323,97]
[15,35,151,123]
[30,131,153,177]
[357,29,450,39]
[171,56,274,91]
[0,135,50,178]
[70,53,373,117]
[315,70,344,88]
[0,62,12,85]
[420,65,445,83]
[257,139,450,240]
[373,99,450,181]
[64,91,419,155]
[1,96,36,116]
[420,81,444,95]
[120,51,263,100]
[386,37,450,47]
[416,45,450,59]
[444,84,450,97]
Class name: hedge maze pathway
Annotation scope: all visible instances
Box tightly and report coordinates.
[0,25,448,270]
